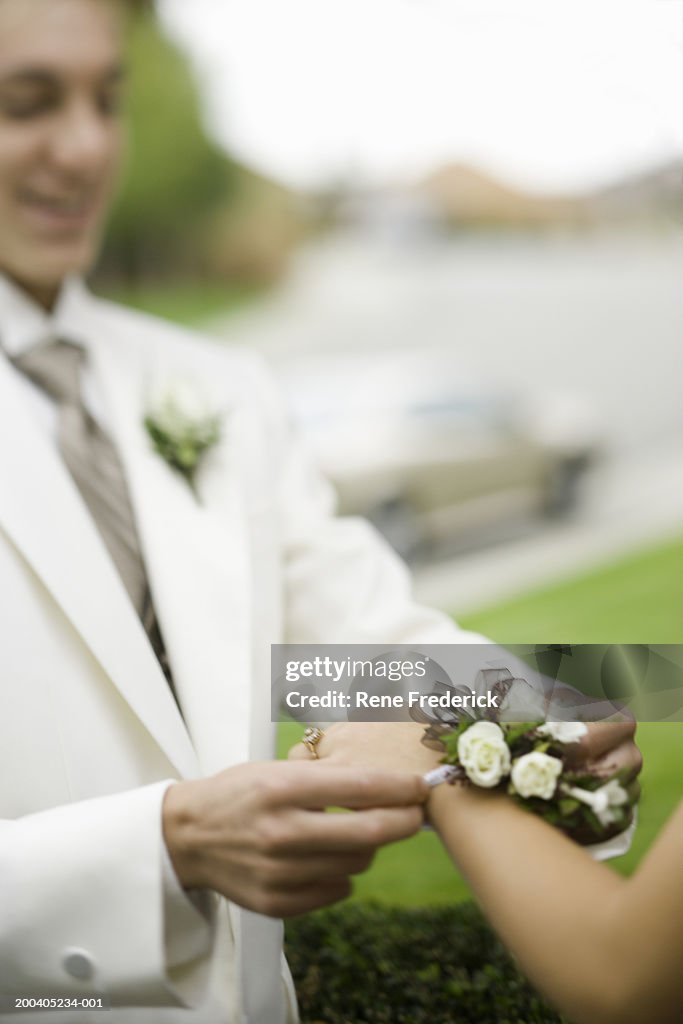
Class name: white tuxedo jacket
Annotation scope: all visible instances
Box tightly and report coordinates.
[0,279,485,1022]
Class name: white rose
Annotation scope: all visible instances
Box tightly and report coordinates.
[457,721,511,788]
[536,721,588,745]
[148,379,215,434]
[175,380,214,421]
[511,751,563,800]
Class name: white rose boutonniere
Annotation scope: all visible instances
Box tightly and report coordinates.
[144,378,223,498]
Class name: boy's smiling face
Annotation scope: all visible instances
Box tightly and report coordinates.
[0,0,127,307]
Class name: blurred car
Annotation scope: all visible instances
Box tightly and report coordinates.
[278,350,600,556]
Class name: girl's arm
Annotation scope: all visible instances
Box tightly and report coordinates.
[429,783,683,1024]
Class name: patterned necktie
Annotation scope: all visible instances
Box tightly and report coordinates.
[12,338,177,694]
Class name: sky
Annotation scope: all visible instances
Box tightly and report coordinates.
[158,0,683,194]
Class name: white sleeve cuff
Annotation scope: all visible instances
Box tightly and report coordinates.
[585,808,638,861]
[0,781,214,1005]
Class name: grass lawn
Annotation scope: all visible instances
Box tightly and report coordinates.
[460,532,683,644]
[278,533,683,904]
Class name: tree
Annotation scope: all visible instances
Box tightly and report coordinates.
[98,11,237,282]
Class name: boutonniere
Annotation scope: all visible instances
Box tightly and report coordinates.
[144,379,223,499]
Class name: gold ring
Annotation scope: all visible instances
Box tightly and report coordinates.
[302,726,325,760]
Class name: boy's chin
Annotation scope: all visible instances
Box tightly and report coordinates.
[16,246,97,295]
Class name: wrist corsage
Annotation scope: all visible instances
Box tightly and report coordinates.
[424,719,636,845]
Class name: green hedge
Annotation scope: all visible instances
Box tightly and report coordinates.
[286,902,565,1024]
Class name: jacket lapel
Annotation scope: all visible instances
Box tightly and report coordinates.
[0,356,198,779]
[91,339,254,775]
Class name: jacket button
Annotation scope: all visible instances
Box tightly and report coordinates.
[62,949,94,981]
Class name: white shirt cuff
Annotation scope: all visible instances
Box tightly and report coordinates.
[585,808,638,861]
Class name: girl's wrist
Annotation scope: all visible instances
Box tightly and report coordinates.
[426,777,466,825]
[427,777,504,827]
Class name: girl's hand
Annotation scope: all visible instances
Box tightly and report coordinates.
[288,722,443,775]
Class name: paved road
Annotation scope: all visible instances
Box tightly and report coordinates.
[212,230,683,608]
